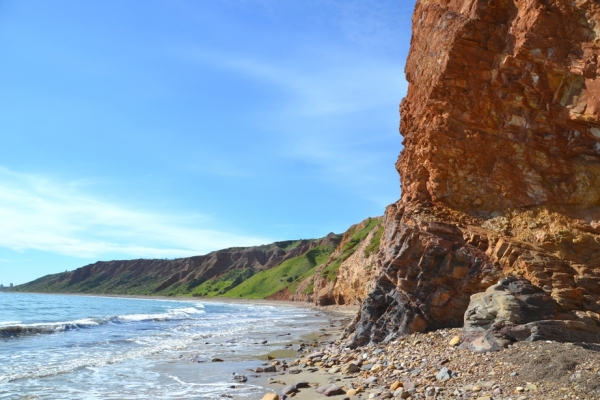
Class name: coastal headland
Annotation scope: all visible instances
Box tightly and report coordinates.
[10,0,600,399]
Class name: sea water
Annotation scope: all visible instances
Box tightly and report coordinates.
[0,292,327,399]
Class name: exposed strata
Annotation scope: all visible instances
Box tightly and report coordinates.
[270,217,383,304]
[351,0,600,347]
[312,217,383,306]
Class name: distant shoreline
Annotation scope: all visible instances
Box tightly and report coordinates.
[2,290,359,315]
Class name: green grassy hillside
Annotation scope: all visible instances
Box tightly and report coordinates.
[12,216,383,300]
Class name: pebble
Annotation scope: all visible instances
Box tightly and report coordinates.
[449,335,461,346]
[435,367,451,381]
[271,324,600,400]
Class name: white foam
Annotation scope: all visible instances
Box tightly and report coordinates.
[0,320,21,327]
[116,307,205,322]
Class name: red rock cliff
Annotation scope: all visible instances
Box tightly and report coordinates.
[350,0,600,347]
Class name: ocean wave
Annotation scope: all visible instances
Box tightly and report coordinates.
[0,307,206,338]
[116,307,205,322]
[0,318,103,337]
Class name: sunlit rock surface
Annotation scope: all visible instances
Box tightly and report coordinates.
[351,0,600,347]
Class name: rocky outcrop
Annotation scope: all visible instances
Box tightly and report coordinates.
[273,217,383,304]
[460,276,600,352]
[351,0,600,347]
[312,217,382,306]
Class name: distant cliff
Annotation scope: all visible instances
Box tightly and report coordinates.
[14,217,382,301]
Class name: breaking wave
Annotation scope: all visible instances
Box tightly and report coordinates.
[0,307,205,337]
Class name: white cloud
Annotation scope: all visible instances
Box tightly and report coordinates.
[0,167,270,259]
[169,45,406,194]
[174,46,406,118]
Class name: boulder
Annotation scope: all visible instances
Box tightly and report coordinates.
[461,277,600,351]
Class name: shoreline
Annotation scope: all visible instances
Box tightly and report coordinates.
[4,290,360,313]
[1,291,360,399]
[4,293,600,398]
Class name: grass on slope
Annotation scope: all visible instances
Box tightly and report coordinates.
[14,271,166,295]
[188,268,254,297]
[321,217,381,281]
[222,244,335,299]
[364,225,384,257]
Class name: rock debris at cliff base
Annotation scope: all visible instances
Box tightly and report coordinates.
[257,327,600,399]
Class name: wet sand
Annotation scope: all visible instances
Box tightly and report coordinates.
[142,298,360,399]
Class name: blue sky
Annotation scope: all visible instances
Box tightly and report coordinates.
[0,0,415,285]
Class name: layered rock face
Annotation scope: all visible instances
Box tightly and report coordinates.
[351,0,600,347]
[312,217,383,306]
[275,217,383,304]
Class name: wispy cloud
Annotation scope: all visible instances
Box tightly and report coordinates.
[169,45,405,200]
[0,167,271,259]
[173,46,406,118]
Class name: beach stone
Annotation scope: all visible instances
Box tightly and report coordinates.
[436,367,451,382]
[370,363,383,373]
[362,376,378,385]
[525,383,537,392]
[263,366,277,373]
[281,385,297,395]
[261,393,279,400]
[233,374,247,383]
[211,358,224,362]
[389,381,402,391]
[287,368,300,375]
[403,381,415,391]
[316,383,345,396]
[255,367,264,373]
[341,363,360,374]
[346,389,357,396]
[295,381,310,389]
[449,336,461,346]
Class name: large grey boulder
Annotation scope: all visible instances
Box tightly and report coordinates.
[460,277,600,352]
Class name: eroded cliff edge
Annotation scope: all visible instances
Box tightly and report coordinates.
[351,0,600,347]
